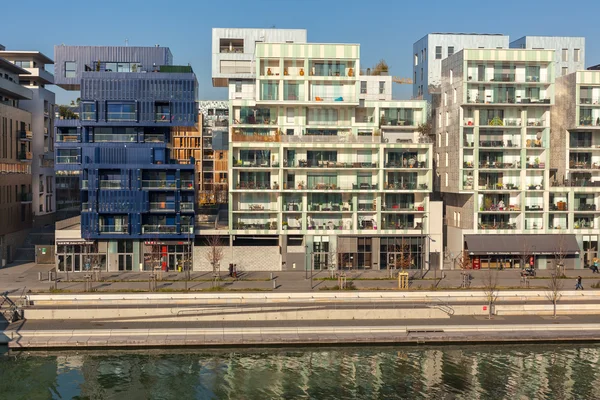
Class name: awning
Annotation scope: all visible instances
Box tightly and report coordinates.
[56,239,95,245]
[465,234,580,256]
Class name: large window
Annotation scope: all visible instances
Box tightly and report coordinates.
[435,46,442,60]
[104,62,140,72]
[56,149,80,164]
[106,102,136,121]
[81,102,96,121]
[65,62,77,78]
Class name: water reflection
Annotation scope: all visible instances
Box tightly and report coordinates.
[2,344,600,399]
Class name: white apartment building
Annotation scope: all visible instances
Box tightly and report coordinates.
[0,49,56,223]
[436,48,581,270]
[200,29,442,273]
[413,33,510,102]
[510,36,585,78]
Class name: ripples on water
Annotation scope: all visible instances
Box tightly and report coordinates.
[2,344,600,399]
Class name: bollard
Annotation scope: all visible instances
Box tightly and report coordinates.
[270,272,273,281]
[272,279,277,290]
[38,272,42,281]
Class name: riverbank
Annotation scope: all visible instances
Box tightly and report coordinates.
[4,290,600,349]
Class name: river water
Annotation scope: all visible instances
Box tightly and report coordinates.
[1,343,600,399]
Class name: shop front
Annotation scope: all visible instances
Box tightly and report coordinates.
[465,234,580,269]
[56,240,107,272]
[143,240,193,271]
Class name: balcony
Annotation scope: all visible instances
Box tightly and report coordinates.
[308,203,353,212]
[99,225,129,234]
[311,95,356,103]
[308,220,352,231]
[284,160,378,169]
[19,192,32,202]
[18,130,32,141]
[236,181,278,190]
[384,160,428,169]
[180,202,194,211]
[155,112,171,122]
[142,180,177,189]
[149,202,175,212]
[142,225,177,234]
[57,133,80,143]
[106,112,137,122]
[383,182,428,191]
[99,180,122,189]
[233,221,278,230]
[18,151,33,161]
[56,155,79,164]
[280,134,380,144]
[94,133,137,143]
[180,180,194,190]
[80,112,96,121]
[580,98,600,105]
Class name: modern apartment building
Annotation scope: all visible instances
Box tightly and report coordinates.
[0,52,33,265]
[437,48,583,269]
[551,70,600,266]
[204,29,442,272]
[510,36,585,77]
[412,33,510,102]
[53,45,198,273]
[0,49,56,224]
[198,100,229,205]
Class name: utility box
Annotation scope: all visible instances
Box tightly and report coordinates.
[36,245,55,264]
[398,272,409,290]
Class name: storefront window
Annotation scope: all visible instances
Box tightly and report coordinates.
[56,242,106,272]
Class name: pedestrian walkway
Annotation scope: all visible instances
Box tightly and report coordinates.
[2,262,600,294]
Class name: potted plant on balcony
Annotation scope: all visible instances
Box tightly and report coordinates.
[267,68,273,76]
[282,221,288,230]
[300,68,305,76]
[284,68,289,76]
[348,68,354,77]
[534,157,540,168]
[489,116,504,126]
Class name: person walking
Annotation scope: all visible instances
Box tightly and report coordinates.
[576,276,584,290]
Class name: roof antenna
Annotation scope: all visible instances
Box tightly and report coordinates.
[125,39,129,47]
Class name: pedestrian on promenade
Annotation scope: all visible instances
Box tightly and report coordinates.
[592,258,599,273]
[576,276,584,290]
[228,263,233,277]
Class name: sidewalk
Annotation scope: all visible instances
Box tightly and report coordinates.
[3,262,600,294]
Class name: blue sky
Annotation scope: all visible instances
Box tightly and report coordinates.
[2,0,599,104]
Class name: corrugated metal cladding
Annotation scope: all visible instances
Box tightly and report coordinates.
[54,45,173,88]
[80,72,198,126]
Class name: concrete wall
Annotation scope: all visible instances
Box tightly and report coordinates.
[552,73,577,181]
[194,245,282,271]
[510,36,585,77]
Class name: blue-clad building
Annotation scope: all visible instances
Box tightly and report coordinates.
[54,45,198,272]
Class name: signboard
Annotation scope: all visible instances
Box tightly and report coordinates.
[144,241,186,245]
[472,257,481,270]
[56,241,95,246]
[530,256,535,266]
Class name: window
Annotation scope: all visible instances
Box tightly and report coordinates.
[457,212,461,226]
[361,81,367,94]
[413,71,416,82]
[445,131,449,146]
[562,67,569,76]
[445,152,448,167]
[436,153,439,166]
[445,172,448,187]
[574,49,581,62]
[562,48,568,62]
[444,92,447,106]
[414,54,418,66]
[80,102,96,121]
[438,113,441,128]
[435,46,442,60]
[106,102,136,121]
[448,46,454,56]
[15,61,33,68]
[453,88,457,103]
[449,69,453,84]
[286,108,294,123]
[65,62,76,78]
[423,48,426,61]
[445,112,449,126]
[379,81,385,94]
[235,81,242,93]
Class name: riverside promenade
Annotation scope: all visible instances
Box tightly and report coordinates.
[4,262,600,350]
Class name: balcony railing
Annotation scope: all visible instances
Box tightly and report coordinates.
[142,180,177,189]
[384,182,428,190]
[57,133,80,142]
[106,112,137,121]
[236,181,278,190]
[19,192,32,202]
[180,202,194,211]
[280,135,381,144]
[283,160,378,168]
[180,180,194,189]
[311,95,356,103]
[149,202,175,211]
[18,130,32,140]
[144,134,166,143]
[18,151,33,161]
[99,180,122,189]
[99,225,129,234]
[579,119,600,126]
[384,161,428,169]
[308,204,353,212]
[155,113,171,122]
[56,155,79,164]
[580,98,600,105]
[94,134,137,142]
[80,112,96,121]
[308,221,352,231]
[142,225,178,234]
[233,222,278,230]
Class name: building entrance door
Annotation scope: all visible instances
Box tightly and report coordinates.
[118,254,132,271]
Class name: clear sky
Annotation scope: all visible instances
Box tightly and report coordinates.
[2,0,599,105]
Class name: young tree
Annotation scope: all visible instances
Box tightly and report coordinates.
[482,268,500,319]
[553,235,569,277]
[518,240,534,271]
[545,264,564,318]
[205,235,224,283]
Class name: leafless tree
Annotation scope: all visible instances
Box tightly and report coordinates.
[204,235,224,283]
[482,268,499,319]
[553,235,569,277]
[545,264,564,318]
[517,240,534,271]
[455,250,472,270]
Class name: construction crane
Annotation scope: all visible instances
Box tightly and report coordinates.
[392,77,413,85]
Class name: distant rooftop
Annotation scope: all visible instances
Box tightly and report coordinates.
[430,32,505,36]
[0,50,53,64]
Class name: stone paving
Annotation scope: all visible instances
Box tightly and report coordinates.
[3,261,600,294]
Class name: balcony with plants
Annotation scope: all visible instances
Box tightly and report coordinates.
[466,86,550,105]
[235,192,277,212]
[141,215,177,234]
[574,215,595,230]
[478,172,521,191]
[525,155,546,170]
[525,173,545,191]
[308,193,353,212]
[574,194,597,212]
[306,215,353,231]
[235,171,278,190]
[478,110,522,128]
[141,171,177,190]
[478,130,521,149]
[282,194,302,212]
[309,83,356,103]
[233,215,278,231]
[549,214,568,230]
[465,63,549,84]
[380,213,423,230]
[549,193,569,212]
[579,86,600,106]
[383,193,426,212]
[478,193,520,213]
[307,60,356,78]
[385,150,428,169]
[569,152,600,170]
[478,152,521,170]
[233,107,278,126]
[384,172,429,191]
[380,108,418,127]
[579,107,600,127]
[180,172,194,190]
[233,149,275,168]
[478,214,518,230]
